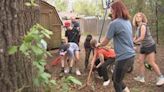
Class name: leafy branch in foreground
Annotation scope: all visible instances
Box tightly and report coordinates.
[8,24,82,92]
[8,24,55,91]
[25,0,38,7]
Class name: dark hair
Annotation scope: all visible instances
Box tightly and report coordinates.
[84,34,92,48]
[59,43,69,52]
[85,34,92,42]
[111,0,130,20]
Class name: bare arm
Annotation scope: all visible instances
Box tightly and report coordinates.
[96,53,105,68]
[134,25,146,43]
[97,37,110,47]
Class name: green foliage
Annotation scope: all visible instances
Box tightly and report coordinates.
[57,76,82,92]
[8,24,55,91]
[8,23,81,92]
[65,76,82,86]
[25,0,38,7]
[8,46,18,55]
[74,0,104,16]
[123,0,164,44]
[55,0,67,12]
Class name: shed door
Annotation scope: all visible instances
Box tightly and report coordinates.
[40,9,61,49]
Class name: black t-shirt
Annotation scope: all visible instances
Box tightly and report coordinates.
[65,29,79,44]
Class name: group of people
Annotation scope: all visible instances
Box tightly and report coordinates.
[59,16,82,75]
[57,0,164,92]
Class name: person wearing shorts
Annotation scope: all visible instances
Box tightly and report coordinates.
[133,12,164,86]
[59,42,81,75]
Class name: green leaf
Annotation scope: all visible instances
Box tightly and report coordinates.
[40,72,51,84]
[62,83,69,92]
[49,80,56,85]
[43,28,53,35]
[8,46,18,55]
[33,61,44,73]
[32,3,38,7]
[34,78,40,86]
[33,61,38,66]
[31,0,35,3]
[46,52,52,57]
[31,46,43,55]
[19,43,29,53]
[24,35,34,42]
[25,2,32,6]
[41,31,51,39]
[66,76,82,86]
[41,72,51,78]
[39,60,46,66]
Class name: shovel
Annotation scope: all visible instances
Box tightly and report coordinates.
[78,63,95,90]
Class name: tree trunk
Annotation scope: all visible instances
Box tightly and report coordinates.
[0,0,40,92]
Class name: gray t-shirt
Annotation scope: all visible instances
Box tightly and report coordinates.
[136,24,155,47]
[106,18,135,61]
[67,42,80,58]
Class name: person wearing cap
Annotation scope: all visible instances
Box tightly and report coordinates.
[64,20,80,45]
[59,42,81,75]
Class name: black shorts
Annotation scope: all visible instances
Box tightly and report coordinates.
[140,44,156,54]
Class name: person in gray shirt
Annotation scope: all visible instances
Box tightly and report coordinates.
[59,42,81,76]
[133,12,164,86]
[97,1,135,92]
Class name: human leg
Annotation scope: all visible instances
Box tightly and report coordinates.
[100,58,115,86]
[134,53,146,83]
[101,58,115,81]
[113,56,134,92]
[147,52,162,76]
[146,52,164,86]
[74,50,81,75]
[84,48,91,69]
[60,55,68,73]
[95,59,103,77]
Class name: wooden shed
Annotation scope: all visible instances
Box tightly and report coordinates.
[39,0,62,50]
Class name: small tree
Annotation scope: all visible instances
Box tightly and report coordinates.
[55,0,67,12]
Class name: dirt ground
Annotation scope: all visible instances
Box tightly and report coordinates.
[47,35,164,92]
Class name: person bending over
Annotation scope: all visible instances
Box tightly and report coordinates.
[90,39,116,86]
[59,42,81,76]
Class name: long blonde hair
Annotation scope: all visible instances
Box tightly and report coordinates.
[132,12,148,27]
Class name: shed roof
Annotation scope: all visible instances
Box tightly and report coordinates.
[41,0,63,25]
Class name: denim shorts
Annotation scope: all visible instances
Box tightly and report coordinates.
[140,44,156,54]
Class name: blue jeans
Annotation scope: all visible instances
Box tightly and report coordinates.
[113,56,134,92]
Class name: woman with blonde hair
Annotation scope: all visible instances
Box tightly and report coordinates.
[133,12,164,86]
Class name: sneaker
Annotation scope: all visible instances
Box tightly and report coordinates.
[123,87,130,92]
[64,68,69,74]
[103,79,110,86]
[76,69,81,76]
[156,76,164,86]
[134,76,145,83]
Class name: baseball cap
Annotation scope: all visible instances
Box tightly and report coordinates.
[64,21,71,27]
